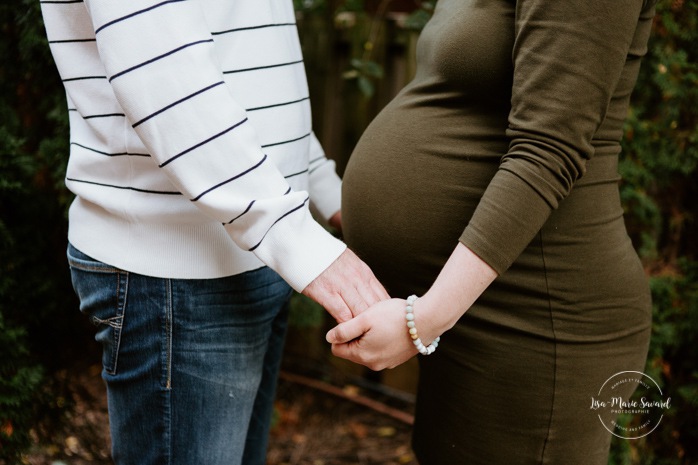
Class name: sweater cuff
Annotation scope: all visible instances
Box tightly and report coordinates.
[246,208,347,292]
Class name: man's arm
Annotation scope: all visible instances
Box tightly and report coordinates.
[76,0,386,315]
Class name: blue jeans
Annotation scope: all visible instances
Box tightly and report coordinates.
[67,244,292,465]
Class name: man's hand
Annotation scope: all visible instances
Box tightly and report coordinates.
[302,248,389,323]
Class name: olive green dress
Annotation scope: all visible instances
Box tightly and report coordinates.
[341,0,656,463]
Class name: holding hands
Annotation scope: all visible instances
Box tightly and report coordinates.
[326,298,425,371]
[327,243,498,371]
[302,210,390,323]
[302,247,389,323]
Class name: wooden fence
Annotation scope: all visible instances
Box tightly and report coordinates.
[289,11,424,393]
[297,10,420,175]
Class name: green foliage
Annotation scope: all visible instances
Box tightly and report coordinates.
[0,1,86,461]
[403,1,435,31]
[333,0,431,98]
[0,314,44,463]
[293,0,328,13]
[609,261,698,465]
[334,1,382,98]
[342,57,384,98]
[289,293,326,328]
[613,0,698,463]
[620,0,698,261]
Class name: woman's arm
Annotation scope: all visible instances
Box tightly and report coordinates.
[327,0,653,369]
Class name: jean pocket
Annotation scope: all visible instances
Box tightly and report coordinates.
[67,244,127,375]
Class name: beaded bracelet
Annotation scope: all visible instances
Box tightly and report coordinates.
[405,295,441,355]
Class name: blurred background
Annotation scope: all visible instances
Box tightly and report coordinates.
[1,0,696,464]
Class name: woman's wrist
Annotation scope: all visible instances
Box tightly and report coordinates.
[405,295,441,355]
[417,243,498,337]
[411,292,456,342]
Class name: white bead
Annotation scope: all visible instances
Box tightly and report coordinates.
[404,294,441,356]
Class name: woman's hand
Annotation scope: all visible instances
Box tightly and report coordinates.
[326,298,439,371]
[326,298,416,370]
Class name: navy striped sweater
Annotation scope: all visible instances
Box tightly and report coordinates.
[40,0,346,291]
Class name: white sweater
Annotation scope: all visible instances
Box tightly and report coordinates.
[40,0,346,291]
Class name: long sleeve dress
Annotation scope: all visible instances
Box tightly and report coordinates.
[341,0,656,462]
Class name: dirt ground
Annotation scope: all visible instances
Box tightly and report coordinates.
[23,361,418,465]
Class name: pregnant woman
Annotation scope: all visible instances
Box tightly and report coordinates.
[328,0,657,463]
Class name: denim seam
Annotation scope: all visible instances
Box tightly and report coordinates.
[164,277,173,465]
[165,279,173,390]
[109,271,127,375]
[67,259,123,274]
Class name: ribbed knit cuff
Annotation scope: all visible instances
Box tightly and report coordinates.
[248,208,347,292]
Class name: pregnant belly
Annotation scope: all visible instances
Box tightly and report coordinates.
[341,122,501,296]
